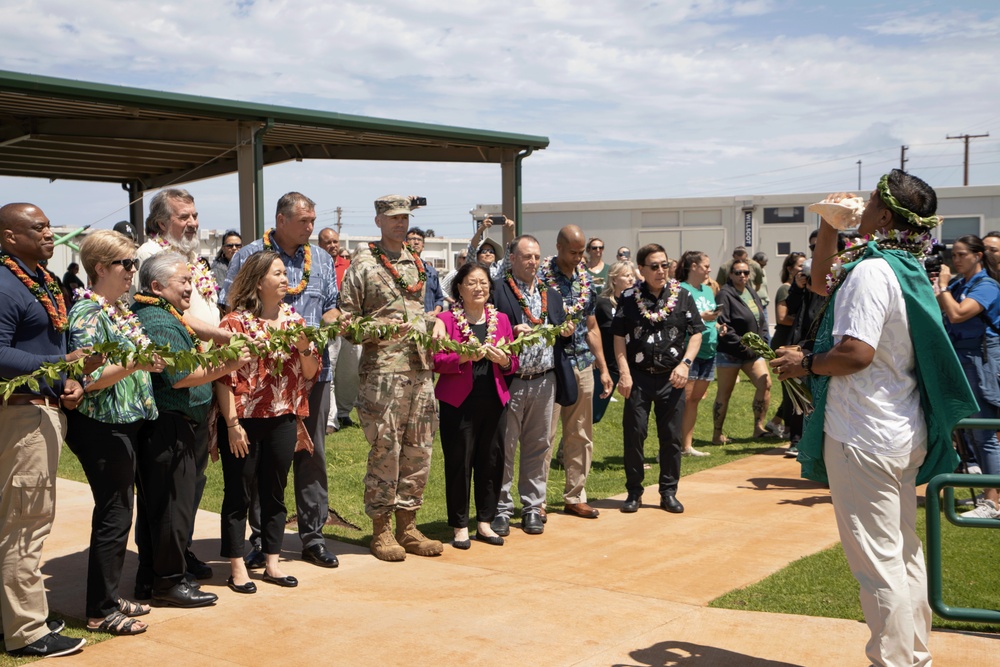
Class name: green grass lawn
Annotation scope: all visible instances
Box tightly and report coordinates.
[51,376,1000,649]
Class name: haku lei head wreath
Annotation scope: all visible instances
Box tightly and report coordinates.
[876,173,942,230]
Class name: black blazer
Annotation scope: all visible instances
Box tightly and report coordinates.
[493,275,578,406]
[716,282,768,361]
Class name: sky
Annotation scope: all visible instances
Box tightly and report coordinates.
[2,0,999,239]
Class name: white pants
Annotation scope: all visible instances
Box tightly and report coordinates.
[823,434,931,667]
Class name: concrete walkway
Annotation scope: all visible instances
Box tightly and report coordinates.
[40,450,996,666]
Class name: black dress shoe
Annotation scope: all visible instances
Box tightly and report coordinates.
[152,582,218,608]
[262,572,299,588]
[522,512,544,535]
[244,547,266,570]
[490,515,510,537]
[227,576,257,594]
[302,544,339,568]
[133,582,152,601]
[474,532,504,546]
[660,495,685,514]
[452,539,471,550]
[620,494,641,513]
[185,550,213,580]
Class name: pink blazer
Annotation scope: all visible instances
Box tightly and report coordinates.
[434,310,519,408]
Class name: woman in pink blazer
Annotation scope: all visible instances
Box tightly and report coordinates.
[435,262,519,549]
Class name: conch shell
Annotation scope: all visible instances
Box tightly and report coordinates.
[807,197,866,230]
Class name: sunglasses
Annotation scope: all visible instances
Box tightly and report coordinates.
[224,243,242,249]
[732,270,750,276]
[589,245,604,251]
[809,244,816,252]
[111,258,140,271]
[645,261,668,271]
[478,247,496,255]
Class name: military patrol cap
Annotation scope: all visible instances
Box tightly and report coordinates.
[374,195,413,217]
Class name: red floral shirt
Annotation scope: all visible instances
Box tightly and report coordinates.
[219,308,319,419]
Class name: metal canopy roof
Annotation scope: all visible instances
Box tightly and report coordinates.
[0,69,549,190]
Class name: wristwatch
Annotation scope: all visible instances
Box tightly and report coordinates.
[801,353,815,374]
[682,358,693,367]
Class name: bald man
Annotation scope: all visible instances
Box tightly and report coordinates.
[0,203,91,658]
[542,225,613,519]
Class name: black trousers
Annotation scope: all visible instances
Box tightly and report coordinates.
[64,410,141,619]
[218,415,296,558]
[134,412,198,593]
[438,394,507,528]
[622,370,684,498]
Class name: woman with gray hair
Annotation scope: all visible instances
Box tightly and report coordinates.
[131,252,248,607]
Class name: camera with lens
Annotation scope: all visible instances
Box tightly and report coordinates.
[923,243,946,279]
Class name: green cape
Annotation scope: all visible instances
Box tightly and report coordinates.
[798,242,977,485]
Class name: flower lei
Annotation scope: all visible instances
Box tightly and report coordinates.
[263,229,310,296]
[505,271,548,325]
[369,242,426,294]
[238,302,294,363]
[0,253,68,331]
[540,256,592,319]
[133,293,201,351]
[635,279,681,323]
[76,288,152,348]
[155,237,220,303]
[824,228,936,295]
[452,303,499,347]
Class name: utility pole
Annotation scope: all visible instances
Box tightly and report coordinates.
[334,206,343,233]
[947,133,989,185]
[900,145,908,171]
[856,160,862,190]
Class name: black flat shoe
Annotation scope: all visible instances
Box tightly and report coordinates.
[262,572,299,588]
[227,576,257,594]
[473,533,504,546]
[452,539,471,550]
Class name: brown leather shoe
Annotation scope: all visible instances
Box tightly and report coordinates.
[564,502,600,519]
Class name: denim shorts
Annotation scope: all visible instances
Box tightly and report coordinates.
[716,351,761,368]
[689,356,716,382]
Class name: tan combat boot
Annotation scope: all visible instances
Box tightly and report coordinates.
[370,511,406,562]
[394,508,443,557]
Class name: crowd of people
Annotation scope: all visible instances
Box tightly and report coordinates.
[0,170,996,665]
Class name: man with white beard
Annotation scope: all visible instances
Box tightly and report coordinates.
[134,188,226,591]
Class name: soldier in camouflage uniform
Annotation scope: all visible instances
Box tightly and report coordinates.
[338,194,443,561]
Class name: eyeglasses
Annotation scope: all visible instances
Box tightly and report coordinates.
[224,243,242,249]
[589,245,604,251]
[478,247,496,255]
[111,258,140,271]
[732,270,750,276]
[645,262,668,271]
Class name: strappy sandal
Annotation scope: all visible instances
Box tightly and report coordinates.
[117,597,150,617]
[87,610,147,635]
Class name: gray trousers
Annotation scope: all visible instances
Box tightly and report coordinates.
[335,339,361,421]
[250,380,330,551]
[496,372,556,519]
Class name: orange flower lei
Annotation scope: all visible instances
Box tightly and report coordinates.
[505,270,548,325]
[263,228,310,296]
[369,242,426,293]
[133,292,202,351]
[1,252,68,331]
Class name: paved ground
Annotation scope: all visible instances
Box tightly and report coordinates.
[40,449,997,666]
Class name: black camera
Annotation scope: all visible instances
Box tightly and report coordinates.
[923,243,946,279]
[410,196,427,207]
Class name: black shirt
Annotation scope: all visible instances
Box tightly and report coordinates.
[469,321,494,397]
[611,281,704,374]
[595,295,618,374]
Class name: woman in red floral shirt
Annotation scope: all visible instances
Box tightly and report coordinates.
[215,251,319,593]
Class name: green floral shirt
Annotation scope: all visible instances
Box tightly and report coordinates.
[68,299,157,424]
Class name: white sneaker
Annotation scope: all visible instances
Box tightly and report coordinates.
[961,499,1000,519]
[682,448,710,457]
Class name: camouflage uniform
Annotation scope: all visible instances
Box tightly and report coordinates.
[339,243,439,518]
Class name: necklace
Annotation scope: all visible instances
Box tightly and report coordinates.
[155,237,220,303]
[238,303,293,362]
[506,271,548,324]
[263,229,310,296]
[369,242,426,293]
[76,288,152,348]
[539,256,592,319]
[0,253,68,331]
[824,229,936,295]
[133,293,201,351]
[452,303,499,347]
[635,280,680,322]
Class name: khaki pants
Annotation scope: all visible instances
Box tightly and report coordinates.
[0,404,64,650]
[824,434,931,667]
[550,364,595,504]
